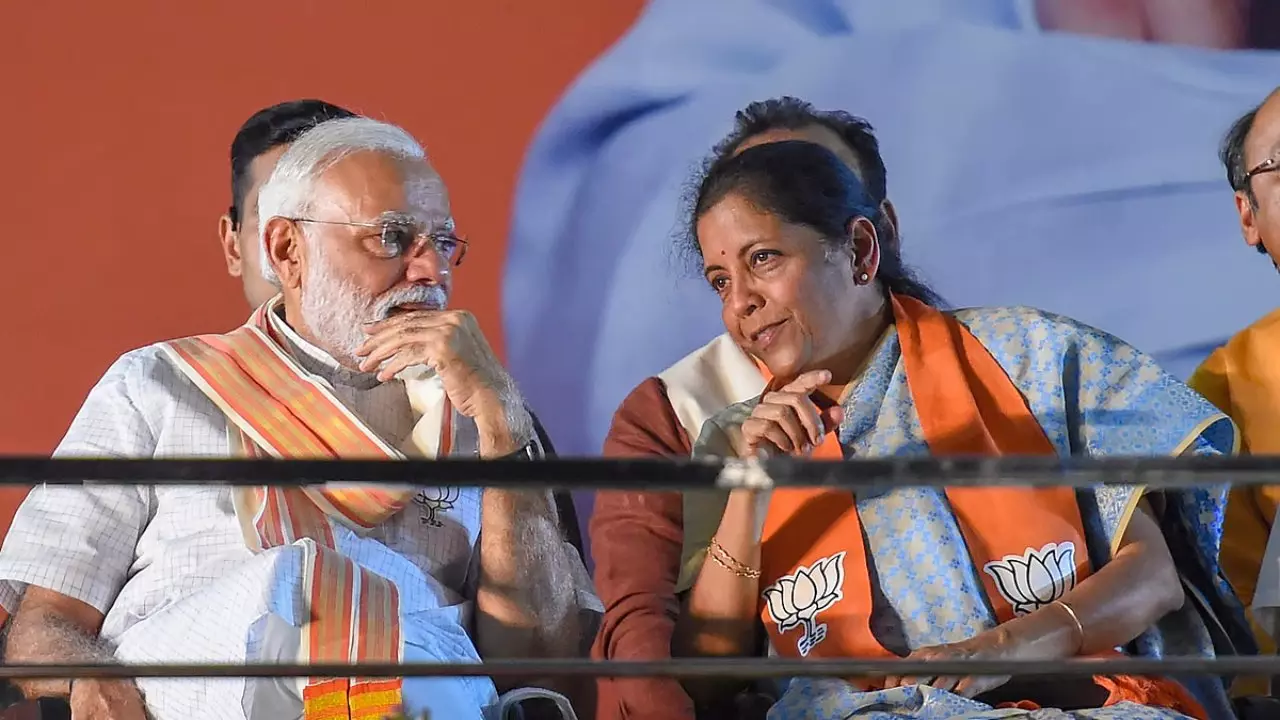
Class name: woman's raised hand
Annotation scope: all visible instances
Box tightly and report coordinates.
[741,369,844,457]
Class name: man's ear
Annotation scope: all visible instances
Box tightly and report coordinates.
[217,214,243,277]
[263,217,304,290]
[1236,190,1265,252]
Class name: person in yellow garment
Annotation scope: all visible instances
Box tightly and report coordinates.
[1187,86,1280,653]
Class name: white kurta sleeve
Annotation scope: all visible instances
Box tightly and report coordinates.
[0,351,156,614]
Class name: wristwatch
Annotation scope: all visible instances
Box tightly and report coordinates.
[500,437,542,461]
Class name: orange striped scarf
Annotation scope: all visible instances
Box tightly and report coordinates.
[161,297,455,720]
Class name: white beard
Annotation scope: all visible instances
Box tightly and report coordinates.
[299,253,448,367]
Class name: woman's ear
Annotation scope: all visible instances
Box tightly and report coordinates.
[846,215,881,282]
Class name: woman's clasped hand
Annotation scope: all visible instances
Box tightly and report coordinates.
[740,370,844,457]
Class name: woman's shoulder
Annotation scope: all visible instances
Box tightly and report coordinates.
[952,304,1098,332]
[948,305,1234,456]
[950,305,1138,356]
[947,305,1161,400]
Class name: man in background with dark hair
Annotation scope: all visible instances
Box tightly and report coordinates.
[590,97,902,720]
[705,99,901,256]
[216,99,357,308]
[1189,86,1280,655]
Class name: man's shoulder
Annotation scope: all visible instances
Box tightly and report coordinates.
[117,339,183,363]
[54,340,223,459]
[1195,307,1280,385]
[608,334,744,435]
[605,377,688,457]
[99,340,194,386]
[1225,307,1280,350]
[616,376,672,411]
[79,340,213,417]
[656,333,756,387]
[654,333,766,440]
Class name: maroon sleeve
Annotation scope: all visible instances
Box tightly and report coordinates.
[591,377,695,720]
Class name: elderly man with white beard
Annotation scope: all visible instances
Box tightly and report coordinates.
[0,117,598,720]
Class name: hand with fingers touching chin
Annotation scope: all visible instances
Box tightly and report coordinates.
[355,308,533,456]
[740,369,845,458]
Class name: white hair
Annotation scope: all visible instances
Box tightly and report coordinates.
[256,117,429,284]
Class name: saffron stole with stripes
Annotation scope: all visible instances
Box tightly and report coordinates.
[159,298,456,720]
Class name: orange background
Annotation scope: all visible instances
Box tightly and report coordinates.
[0,2,644,534]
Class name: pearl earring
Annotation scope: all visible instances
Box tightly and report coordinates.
[857,272,870,284]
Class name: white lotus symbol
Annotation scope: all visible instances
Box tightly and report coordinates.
[982,541,1077,616]
[762,552,846,657]
[414,486,460,527]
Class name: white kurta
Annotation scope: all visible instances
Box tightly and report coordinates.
[0,317,571,720]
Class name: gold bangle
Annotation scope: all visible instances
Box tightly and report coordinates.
[1053,599,1085,653]
[709,537,759,577]
[708,536,761,579]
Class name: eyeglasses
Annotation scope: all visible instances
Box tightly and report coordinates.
[288,217,469,267]
[1243,156,1280,187]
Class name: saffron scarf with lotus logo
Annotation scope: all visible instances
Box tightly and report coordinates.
[158,296,459,720]
[757,296,1104,664]
[687,295,1246,718]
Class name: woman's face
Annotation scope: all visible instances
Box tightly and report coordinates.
[697,193,876,381]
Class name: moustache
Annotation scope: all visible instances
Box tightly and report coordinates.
[371,285,449,321]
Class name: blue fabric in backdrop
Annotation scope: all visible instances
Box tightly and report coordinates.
[504,0,1280,465]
